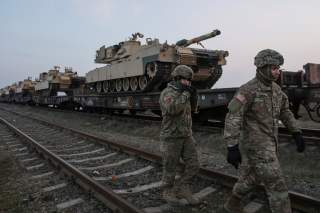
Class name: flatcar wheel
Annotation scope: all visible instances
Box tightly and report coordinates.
[122,78,130,92]
[96,82,102,93]
[138,76,148,90]
[130,77,138,91]
[116,79,122,92]
[103,81,109,93]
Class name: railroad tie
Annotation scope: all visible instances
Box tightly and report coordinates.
[243,200,264,213]
[114,174,181,194]
[15,152,29,157]
[93,165,154,181]
[0,134,11,136]
[67,152,117,163]
[21,157,38,163]
[58,148,105,157]
[26,163,45,170]
[114,181,163,194]
[45,140,86,148]
[143,186,217,212]
[11,147,27,152]
[30,171,55,180]
[78,158,133,170]
[56,198,84,211]
[43,183,68,193]
[6,141,19,145]
[49,144,94,152]
[8,143,22,148]
[1,135,14,138]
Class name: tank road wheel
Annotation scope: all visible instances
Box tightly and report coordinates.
[110,80,116,92]
[138,76,148,91]
[146,62,158,79]
[103,81,109,93]
[122,78,130,92]
[130,77,138,91]
[96,82,102,93]
[116,79,122,92]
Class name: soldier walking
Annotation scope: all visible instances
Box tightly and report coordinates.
[223,49,305,213]
[159,65,200,205]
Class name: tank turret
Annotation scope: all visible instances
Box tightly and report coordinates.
[35,66,85,96]
[86,30,228,93]
[95,32,144,64]
[16,79,35,94]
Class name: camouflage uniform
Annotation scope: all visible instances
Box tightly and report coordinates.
[159,65,199,204]
[224,49,302,213]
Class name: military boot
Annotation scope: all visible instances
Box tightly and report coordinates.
[224,195,242,212]
[176,184,200,205]
[162,187,180,204]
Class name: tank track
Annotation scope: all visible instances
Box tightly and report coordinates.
[207,65,223,88]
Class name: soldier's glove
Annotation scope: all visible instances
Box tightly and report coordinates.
[227,144,242,169]
[292,132,305,152]
[179,84,195,94]
[185,86,198,111]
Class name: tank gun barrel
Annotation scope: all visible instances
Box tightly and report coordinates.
[176,29,221,47]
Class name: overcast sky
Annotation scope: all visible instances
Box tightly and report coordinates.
[1,0,319,88]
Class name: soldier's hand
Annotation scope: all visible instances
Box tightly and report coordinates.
[179,84,195,94]
[186,86,198,111]
[185,85,196,95]
[292,132,305,152]
[227,144,242,169]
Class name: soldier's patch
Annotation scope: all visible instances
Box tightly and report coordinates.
[228,98,243,113]
[235,94,247,104]
[164,96,172,104]
[253,97,264,102]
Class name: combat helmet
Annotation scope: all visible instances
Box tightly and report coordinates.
[254,49,284,68]
[171,65,194,80]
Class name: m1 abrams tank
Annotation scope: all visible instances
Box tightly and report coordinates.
[16,79,35,94]
[13,78,36,103]
[35,66,85,96]
[86,30,229,93]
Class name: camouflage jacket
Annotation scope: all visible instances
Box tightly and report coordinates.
[159,81,192,139]
[224,77,300,151]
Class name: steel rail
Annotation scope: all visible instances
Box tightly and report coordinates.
[2,109,320,212]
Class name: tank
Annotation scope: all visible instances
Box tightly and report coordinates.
[35,66,85,96]
[86,30,229,93]
[2,86,10,96]
[15,78,35,94]
[9,83,17,95]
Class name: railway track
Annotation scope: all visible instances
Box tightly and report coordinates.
[0,108,319,212]
[0,122,111,212]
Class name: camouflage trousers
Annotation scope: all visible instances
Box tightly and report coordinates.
[232,149,291,213]
[161,136,199,188]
